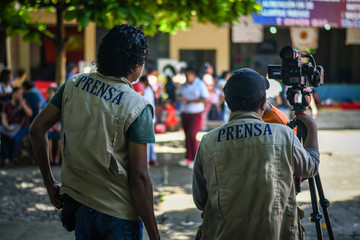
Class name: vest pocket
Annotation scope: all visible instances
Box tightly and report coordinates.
[108,154,127,179]
[109,154,119,177]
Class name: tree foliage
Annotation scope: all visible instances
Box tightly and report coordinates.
[0,0,261,83]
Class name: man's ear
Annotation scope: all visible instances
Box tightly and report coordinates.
[258,96,267,117]
[260,96,267,111]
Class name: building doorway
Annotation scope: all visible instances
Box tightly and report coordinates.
[179,49,216,76]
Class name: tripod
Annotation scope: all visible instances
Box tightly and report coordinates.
[287,87,334,240]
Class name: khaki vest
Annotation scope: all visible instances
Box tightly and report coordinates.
[59,72,151,220]
[199,111,303,240]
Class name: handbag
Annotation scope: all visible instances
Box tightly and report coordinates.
[0,124,22,138]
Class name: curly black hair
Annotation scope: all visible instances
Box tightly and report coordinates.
[95,24,149,78]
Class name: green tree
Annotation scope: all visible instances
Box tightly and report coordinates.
[0,0,261,85]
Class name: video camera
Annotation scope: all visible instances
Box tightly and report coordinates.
[268,46,324,112]
[268,46,324,88]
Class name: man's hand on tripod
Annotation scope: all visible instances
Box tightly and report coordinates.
[295,114,319,151]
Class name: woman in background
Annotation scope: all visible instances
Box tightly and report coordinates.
[1,87,32,167]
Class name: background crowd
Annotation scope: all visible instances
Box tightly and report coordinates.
[0,67,65,167]
[133,61,311,167]
[0,59,320,168]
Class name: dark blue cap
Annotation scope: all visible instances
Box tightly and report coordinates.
[224,68,269,103]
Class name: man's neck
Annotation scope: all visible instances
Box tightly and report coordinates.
[264,101,272,115]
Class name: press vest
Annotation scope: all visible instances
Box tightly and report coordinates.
[59,72,152,220]
[198,111,303,240]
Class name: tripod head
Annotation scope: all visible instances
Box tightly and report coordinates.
[287,86,313,140]
[286,86,312,115]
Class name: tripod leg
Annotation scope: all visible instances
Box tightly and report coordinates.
[308,177,324,240]
[315,174,335,240]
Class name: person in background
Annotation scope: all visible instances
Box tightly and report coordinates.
[29,24,160,240]
[309,93,318,119]
[1,87,33,167]
[147,67,165,122]
[165,76,177,103]
[199,62,215,87]
[218,71,232,123]
[133,79,146,95]
[66,63,79,81]
[207,83,222,121]
[199,62,215,131]
[163,100,178,132]
[22,81,42,123]
[312,90,321,108]
[0,69,13,108]
[217,71,231,91]
[139,75,158,166]
[12,69,27,88]
[177,66,209,169]
[263,76,290,126]
[25,81,47,109]
[47,86,61,166]
[266,77,283,107]
[193,68,320,239]
[172,64,187,86]
[172,65,187,110]
[147,67,160,102]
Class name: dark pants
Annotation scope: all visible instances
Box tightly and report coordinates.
[1,127,29,161]
[181,112,202,161]
[75,205,143,240]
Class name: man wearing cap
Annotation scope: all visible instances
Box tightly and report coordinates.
[192,68,319,239]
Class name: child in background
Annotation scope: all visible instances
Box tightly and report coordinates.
[164,100,178,132]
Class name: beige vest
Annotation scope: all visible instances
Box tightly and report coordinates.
[59,72,151,220]
[199,111,303,240]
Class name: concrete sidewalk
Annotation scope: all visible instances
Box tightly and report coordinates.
[0,222,151,240]
[313,109,360,129]
[0,222,74,240]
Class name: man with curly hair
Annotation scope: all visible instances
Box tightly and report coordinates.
[30,25,160,240]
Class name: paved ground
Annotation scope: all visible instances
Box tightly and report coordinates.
[1,128,360,239]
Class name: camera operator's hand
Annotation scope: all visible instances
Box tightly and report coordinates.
[295,114,319,151]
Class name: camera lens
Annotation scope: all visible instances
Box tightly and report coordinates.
[280,46,295,60]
